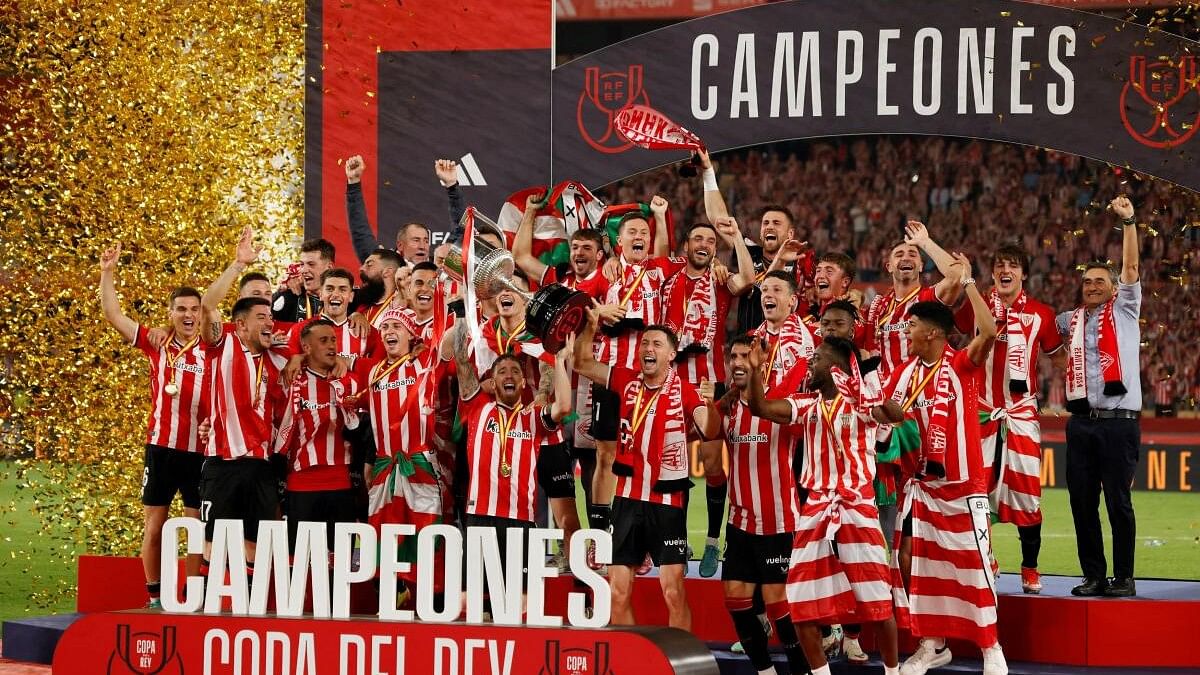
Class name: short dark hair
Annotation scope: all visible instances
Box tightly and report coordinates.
[643,324,679,351]
[319,268,355,287]
[369,248,404,269]
[616,211,650,234]
[168,286,201,306]
[300,238,335,261]
[1083,260,1118,284]
[728,333,756,353]
[300,318,335,340]
[684,222,717,239]
[492,353,524,373]
[909,300,956,335]
[411,261,439,274]
[818,252,856,282]
[238,272,270,290]
[821,299,859,322]
[756,204,794,226]
[232,296,271,321]
[570,228,605,248]
[992,244,1030,275]
[762,270,798,294]
[819,336,856,369]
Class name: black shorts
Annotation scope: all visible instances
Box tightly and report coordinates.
[721,525,792,584]
[286,488,360,551]
[142,445,204,509]
[463,513,534,590]
[589,384,620,442]
[199,457,279,542]
[610,496,688,567]
[537,442,576,499]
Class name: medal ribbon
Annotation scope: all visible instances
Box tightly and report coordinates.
[901,361,941,412]
[366,291,396,325]
[164,332,199,390]
[495,318,527,355]
[251,353,266,407]
[629,382,665,436]
[763,336,782,391]
[618,266,648,309]
[819,393,846,453]
[497,403,525,474]
[370,352,414,388]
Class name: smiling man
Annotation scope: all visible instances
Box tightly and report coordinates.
[287,268,382,362]
[955,244,1063,594]
[100,244,207,609]
[272,238,334,324]
[574,308,719,630]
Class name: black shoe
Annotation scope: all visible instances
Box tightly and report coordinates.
[1071,577,1108,596]
[1104,577,1136,597]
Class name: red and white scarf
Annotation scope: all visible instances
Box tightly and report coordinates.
[751,313,816,392]
[990,289,1029,394]
[890,345,955,471]
[475,316,554,374]
[663,268,719,352]
[1066,298,1126,410]
[615,367,691,491]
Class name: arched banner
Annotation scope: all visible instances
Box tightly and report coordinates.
[553,0,1200,190]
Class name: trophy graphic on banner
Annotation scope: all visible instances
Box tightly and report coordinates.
[442,209,591,353]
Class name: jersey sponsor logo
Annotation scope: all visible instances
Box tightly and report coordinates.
[299,398,335,411]
[911,394,957,409]
[880,319,910,333]
[173,362,205,375]
[730,432,769,444]
[375,376,417,391]
[484,418,534,440]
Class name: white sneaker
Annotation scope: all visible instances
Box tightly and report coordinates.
[843,636,869,663]
[822,625,844,661]
[900,638,952,675]
[982,643,1008,675]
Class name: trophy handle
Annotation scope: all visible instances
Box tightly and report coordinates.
[543,639,560,675]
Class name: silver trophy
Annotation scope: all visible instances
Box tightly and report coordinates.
[442,210,590,353]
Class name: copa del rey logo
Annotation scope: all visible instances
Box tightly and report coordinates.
[108,625,183,675]
[541,640,613,675]
[1119,55,1200,149]
[576,65,648,154]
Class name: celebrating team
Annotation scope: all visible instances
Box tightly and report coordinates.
[101,149,1144,675]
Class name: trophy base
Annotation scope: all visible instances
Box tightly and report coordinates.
[526,283,592,353]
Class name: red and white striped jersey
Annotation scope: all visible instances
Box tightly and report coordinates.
[462,396,558,522]
[599,257,665,370]
[884,348,986,494]
[608,367,704,508]
[753,315,818,394]
[540,265,611,299]
[286,315,382,362]
[722,398,802,535]
[363,354,435,459]
[866,285,939,378]
[954,297,1063,408]
[275,369,361,488]
[1155,378,1175,406]
[786,392,878,494]
[205,333,287,460]
[133,326,208,453]
[656,257,735,384]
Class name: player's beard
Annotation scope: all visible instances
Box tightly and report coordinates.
[356,276,387,307]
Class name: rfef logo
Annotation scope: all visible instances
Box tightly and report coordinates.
[541,640,613,675]
[577,66,649,154]
[1119,55,1200,149]
[107,625,183,675]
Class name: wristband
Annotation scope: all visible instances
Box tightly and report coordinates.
[1121,216,1136,226]
[961,277,975,288]
[702,168,718,192]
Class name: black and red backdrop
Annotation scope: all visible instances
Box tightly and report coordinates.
[306,0,1200,268]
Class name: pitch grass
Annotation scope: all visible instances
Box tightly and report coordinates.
[0,466,1197,622]
[598,478,1200,581]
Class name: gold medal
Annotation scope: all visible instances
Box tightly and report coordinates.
[500,462,512,478]
[164,382,180,396]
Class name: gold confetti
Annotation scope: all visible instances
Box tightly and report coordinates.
[0,0,302,611]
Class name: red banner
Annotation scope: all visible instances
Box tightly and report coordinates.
[556,0,766,21]
[54,610,717,674]
[613,104,704,151]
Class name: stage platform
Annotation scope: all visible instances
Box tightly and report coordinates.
[2,556,1197,671]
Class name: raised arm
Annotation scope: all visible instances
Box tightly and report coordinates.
[1112,195,1139,284]
[698,149,729,221]
[957,252,998,367]
[715,216,756,296]
[697,380,724,441]
[549,338,575,423]
[745,341,794,425]
[512,193,549,283]
[649,195,671,258]
[572,303,612,386]
[437,159,469,245]
[99,244,138,343]
[905,221,963,306]
[202,226,260,310]
[345,155,382,262]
